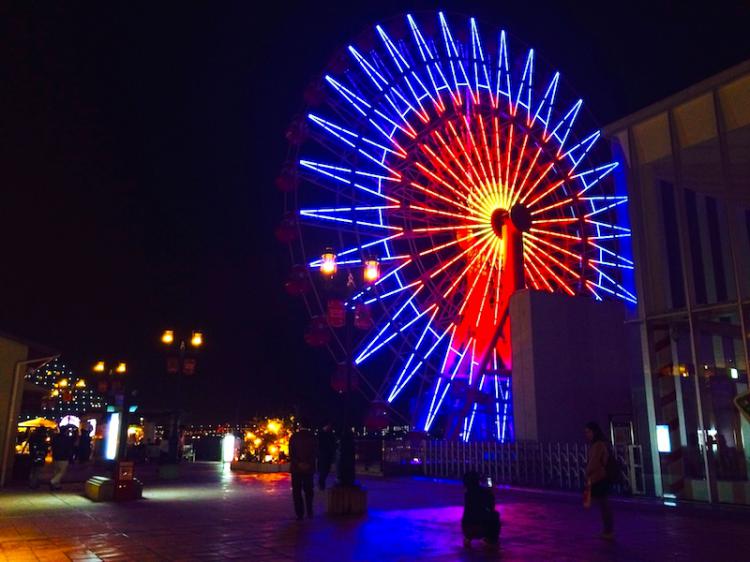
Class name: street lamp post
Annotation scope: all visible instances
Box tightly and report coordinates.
[92,360,130,461]
[318,250,379,488]
[160,330,203,462]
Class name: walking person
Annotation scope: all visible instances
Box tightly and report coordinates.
[50,427,74,491]
[317,422,336,491]
[77,425,92,464]
[289,419,316,520]
[585,421,614,540]
[28,429,49,489]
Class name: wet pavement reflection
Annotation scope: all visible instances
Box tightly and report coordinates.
[0,462,747,561]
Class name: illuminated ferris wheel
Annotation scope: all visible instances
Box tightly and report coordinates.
[278,12,635,441]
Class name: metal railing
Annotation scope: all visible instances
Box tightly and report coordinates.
[381,439,646,495]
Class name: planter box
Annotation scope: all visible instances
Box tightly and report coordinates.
[230,461,290,473]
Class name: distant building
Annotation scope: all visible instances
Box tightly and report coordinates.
[606,60,750,505]
[24,357,105,419]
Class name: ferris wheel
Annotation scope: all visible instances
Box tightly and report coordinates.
[278,12,636,441]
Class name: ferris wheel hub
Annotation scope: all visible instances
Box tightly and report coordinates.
[490,204,531,238]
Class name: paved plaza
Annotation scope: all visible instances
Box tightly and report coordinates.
[0,463,748,561]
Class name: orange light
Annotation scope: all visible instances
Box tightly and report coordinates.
[267,421,281,434]
[75,379,86,388]
[363,258,380,283]
[115,362,127,374]
[320,249,337,276]
[58,378,68,388]
[93,361,106,373]
[161,330,175,345]
[190,331,203,348]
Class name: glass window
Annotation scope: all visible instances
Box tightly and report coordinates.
[695,308,750,504]
[647,317,708,501]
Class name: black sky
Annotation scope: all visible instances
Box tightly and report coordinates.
[2,1,749,422]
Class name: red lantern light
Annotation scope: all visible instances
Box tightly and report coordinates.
[285,265,311,296]
[304,316,331,347]
[331,362,359,393]
[327,298,346,328]
[303,81,325,106]
[285,118,307,145]
[274,214,297,243]
[275,170,299,193]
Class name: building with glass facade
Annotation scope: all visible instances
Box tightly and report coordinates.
[606,60,750,504]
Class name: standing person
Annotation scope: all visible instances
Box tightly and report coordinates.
[50,428,74,491]
[77,425,92,464]
[159,431,171,464]
[461,471,501,548]
[28,429,49,489]
[317,422,336,491]
[585,421,614,540]
[289,419,316,520]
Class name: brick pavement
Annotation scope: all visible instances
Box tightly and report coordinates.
[0,463,748,561]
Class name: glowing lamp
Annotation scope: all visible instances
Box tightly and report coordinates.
[75,379,86,388]
[190,331,203,348]
[105,413,121,460]
[320,249,337,276]
[161,330,175,344]
[58,378,68,388]
[267,421,281,434]
[222,434,236,463]
[115,362,127,374]
[93,361,106,373]
[363,258,380,283]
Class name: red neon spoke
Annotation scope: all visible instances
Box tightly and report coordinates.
[442,235,495,301]
[410,204,487,223]
[504,123,514,205]
[510,146,542,208]
[432,130,475,190]
[523,231,582,261]
[461,115,491,187]
[430,230,494,280]
[493,116,503,193]
[524,237,581,280]
[529,226,581,241]
[417,147,473,195]
[525,178,567,208]
[507,133,529,205]
[409,180,477,215]
[474,241,500,328]
[477,114,497,187]
[524,246,574,295]
[493,238,503,324]
[525,252,553,292]
[529,196,575,216]
[447,121,482,187]
[518,162,555,205]
[419,229,490,258]
[523,263,542,290]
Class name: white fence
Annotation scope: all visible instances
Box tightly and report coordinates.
[382,440,646,495]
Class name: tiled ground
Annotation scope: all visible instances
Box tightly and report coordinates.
[1,463,748,561]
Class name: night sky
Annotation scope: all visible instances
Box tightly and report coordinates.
[2,1,749,422]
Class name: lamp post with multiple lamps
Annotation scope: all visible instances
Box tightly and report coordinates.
[91,360,139,499]
[318,249,380,490]
[160,330,203,462]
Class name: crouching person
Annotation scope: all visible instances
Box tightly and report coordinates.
[461,471,500,547]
